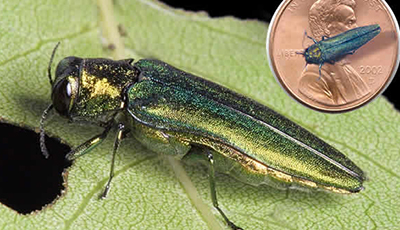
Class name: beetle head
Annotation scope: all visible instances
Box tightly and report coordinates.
[51,56,82,118]
[303,45,322,64]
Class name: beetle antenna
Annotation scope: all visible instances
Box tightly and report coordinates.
[40,104,54,158]
[48,42,60,86]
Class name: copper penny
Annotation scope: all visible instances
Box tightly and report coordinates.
[267,0,399,112]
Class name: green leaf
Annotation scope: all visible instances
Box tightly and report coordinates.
[0,0,399,229]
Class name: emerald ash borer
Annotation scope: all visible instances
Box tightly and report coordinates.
[40,44,365,230]
[298,24,381,78]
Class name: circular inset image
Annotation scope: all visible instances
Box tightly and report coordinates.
[267,0,399,112]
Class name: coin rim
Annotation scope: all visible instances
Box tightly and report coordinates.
[266,0,400,113]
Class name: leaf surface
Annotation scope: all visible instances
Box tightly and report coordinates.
[0,0,399,229]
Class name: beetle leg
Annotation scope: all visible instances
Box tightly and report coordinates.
[347,50,356,55]
[66,125,113,160]
[101,123,126,199]
[317,64,323,80]
[303,63,309,72]
[321,35,329,40]
[305,31,318,44]
[206,151,243,230]
[122,58,134,64]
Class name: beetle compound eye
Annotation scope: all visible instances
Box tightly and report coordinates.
[66,82,72,97]
[52,79,72,117]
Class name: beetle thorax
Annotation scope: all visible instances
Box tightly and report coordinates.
[69,69,127,123]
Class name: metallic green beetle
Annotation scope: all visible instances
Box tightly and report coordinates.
[40,44,365,230]
[298,24,381,78]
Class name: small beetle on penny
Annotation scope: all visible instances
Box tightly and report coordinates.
[297,24,381,79]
